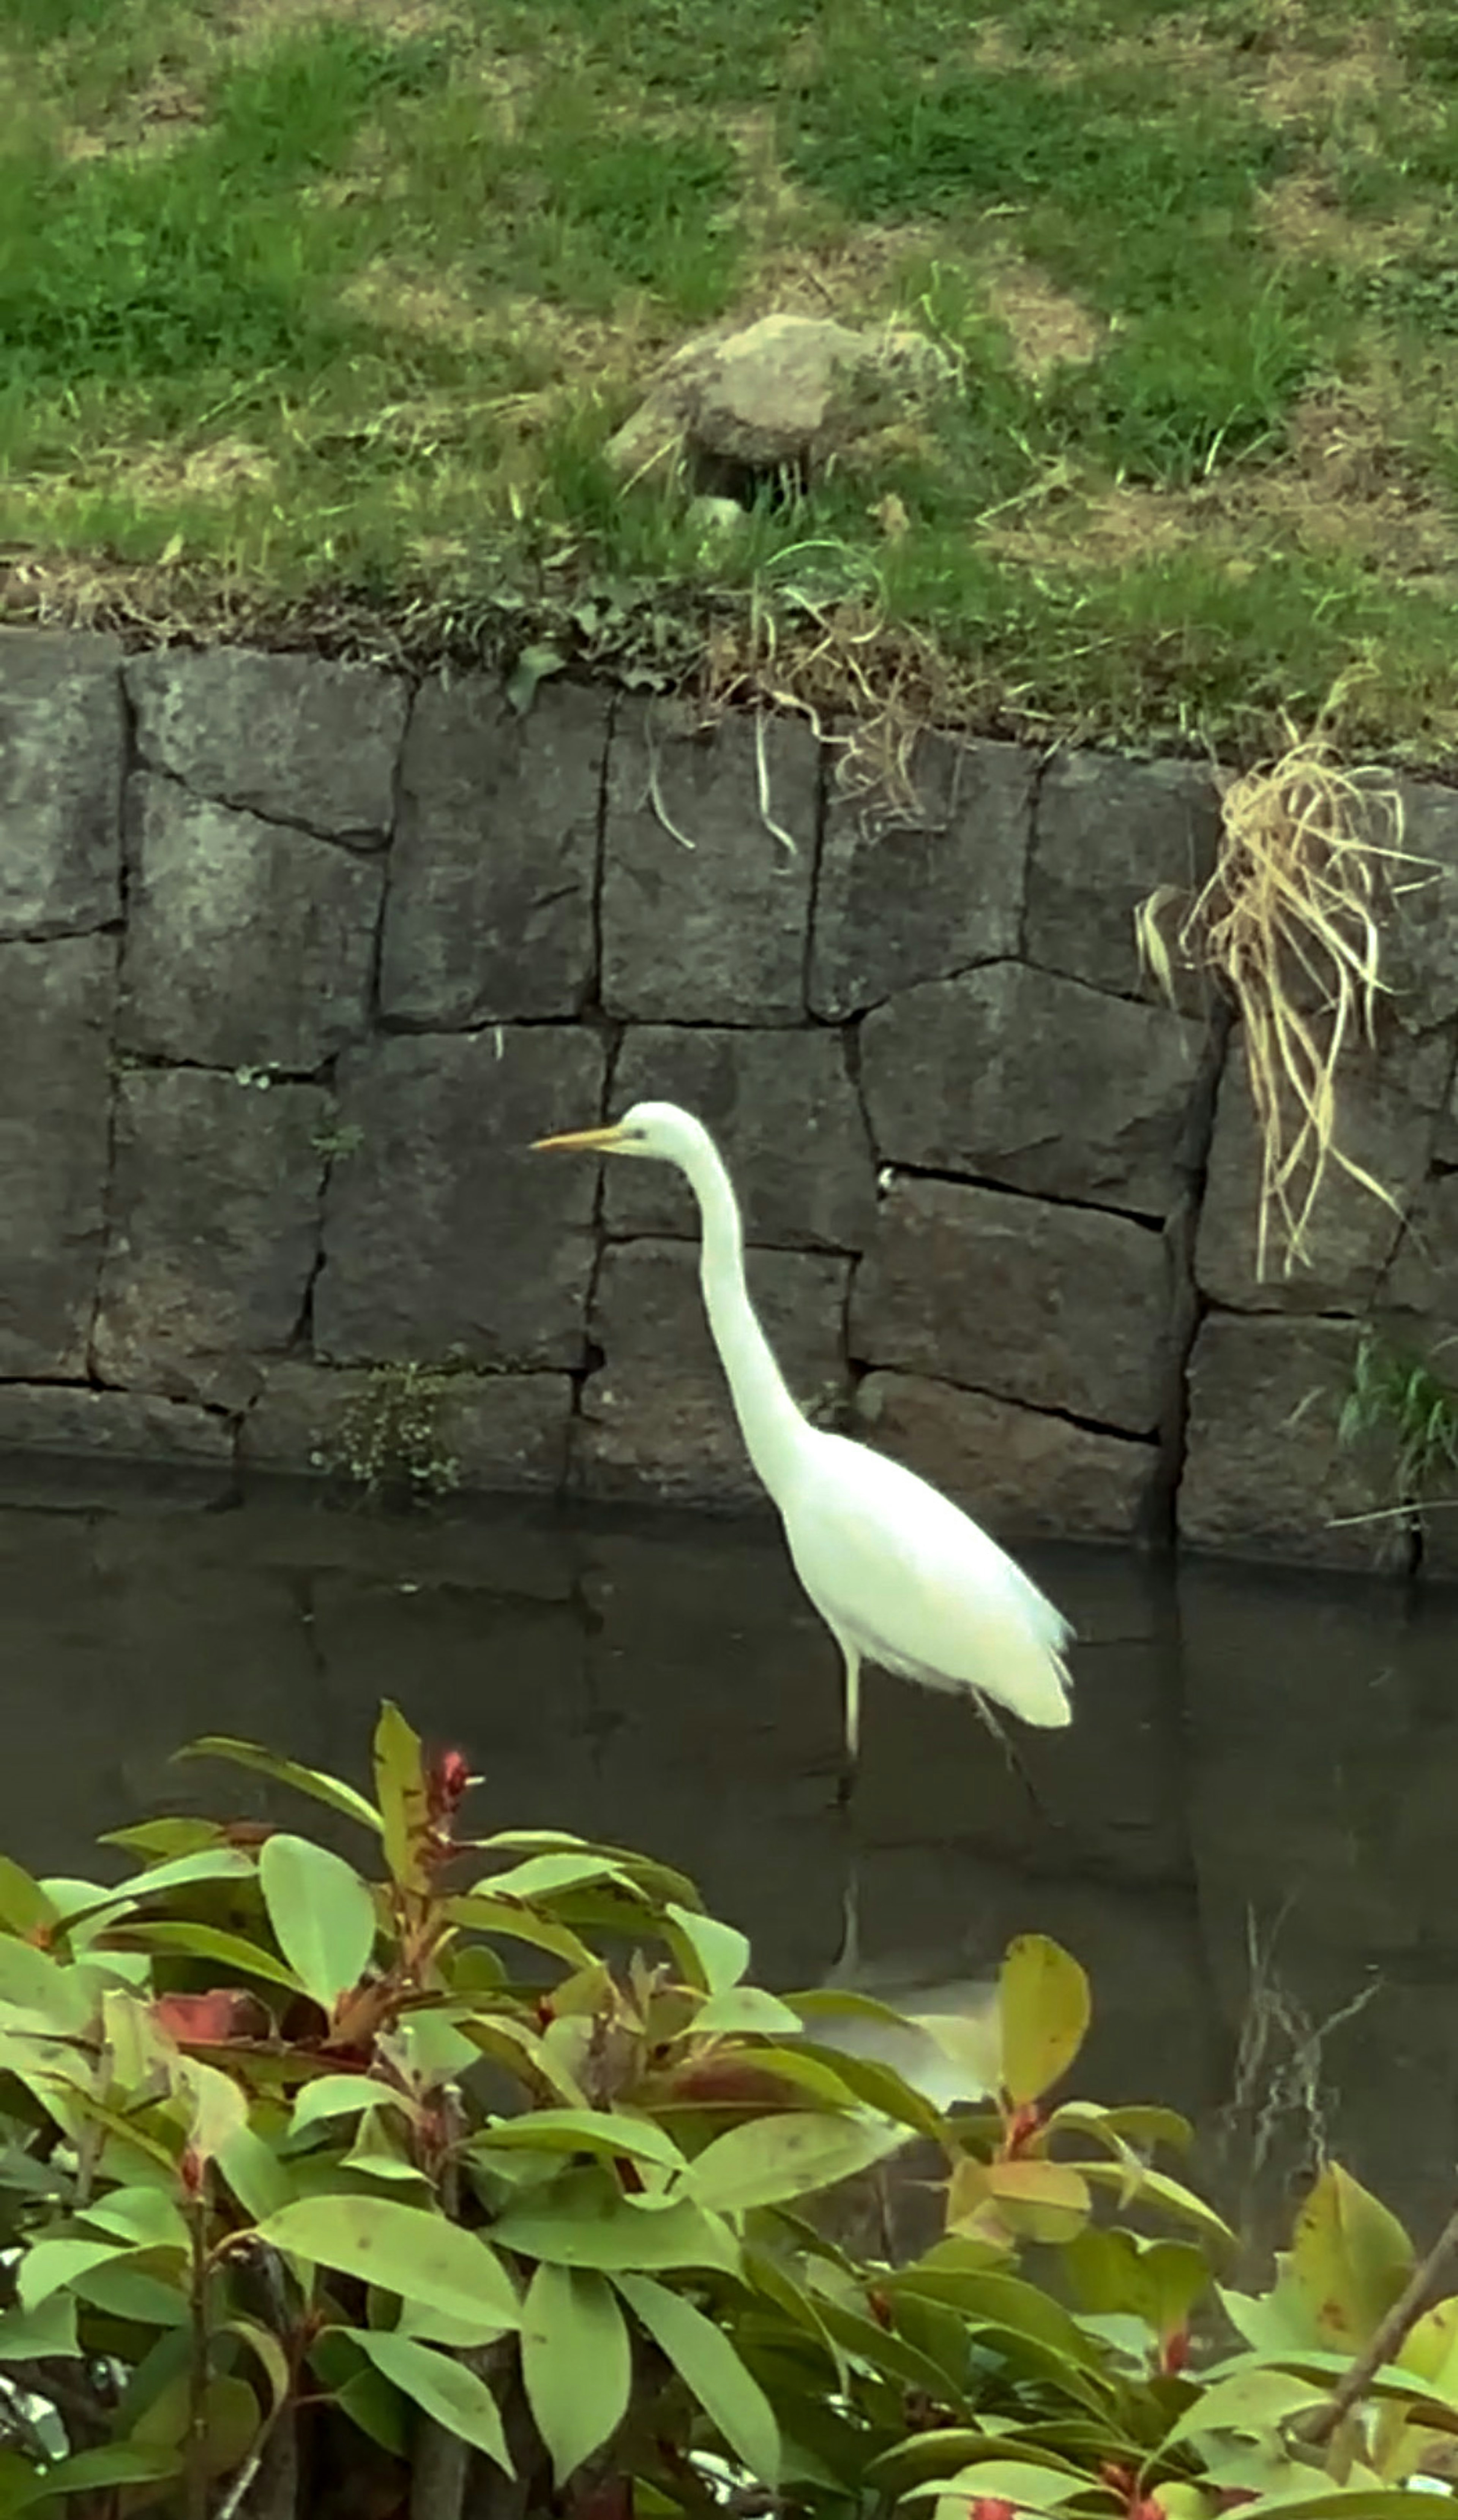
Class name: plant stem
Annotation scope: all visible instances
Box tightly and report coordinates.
[186,2193,212,2520]
[1302,2201,1458,2447]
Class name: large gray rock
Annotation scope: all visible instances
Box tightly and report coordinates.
[606,1027,876,1251]
[0,632,123,938]
[1385,1175,1458,1320]
[601,705,817,1021]
[126,649,407,846]
[0,934,115,1377]
[1179,1313,1390,1568]
[809,736,1031,1017]
[240,1361,572,1494]
[1026,752,1221,996]
[860,963,1209,1217]
[317,1027,605,1368]
[120,775,381,1071]
[380,678,607,1026]
[92,1070,327,1408]
[605,312,950,483]
[1387,779,1458,1032]
[854,1371,1155,1540]
[850,1176,1169,1433]
[1196,1029,1449,1312]
[0,1384,232,1494]
[576,1238,850,1507]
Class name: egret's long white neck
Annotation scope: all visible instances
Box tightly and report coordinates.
[675,1129,807,1500]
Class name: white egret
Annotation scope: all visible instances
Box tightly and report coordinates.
[533,1102,1073,1791]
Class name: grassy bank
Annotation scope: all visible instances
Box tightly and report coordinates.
[4,0,1458,756]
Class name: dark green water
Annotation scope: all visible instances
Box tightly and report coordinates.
[2,1487,1455,2255]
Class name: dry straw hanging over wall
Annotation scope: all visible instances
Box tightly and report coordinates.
[1139,728,1436,1281]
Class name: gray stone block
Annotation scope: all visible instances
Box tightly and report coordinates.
[0,1384,232,1492]
[380,677,606,1025]
[120,774,381,1071]
[860,962,1209,1218]
[1386,1176,1458,1322]
[854,1371,1155,1540]
[606,1026,876,1251]
[126,649,407,845]
[1388,779,1458,1032]
[1195,1029,1449,1312]
[317,1026,605,1368]
[850,1176,1169,1433]
[809,734,1030,1017]
[1179,1313,1389,1568]
[576,1237,849,1506]
[0,632,124,939]
[240,1361,573,1494]
[0,933,115,1377]
[601,704,817,1020]
[92,1070,327,1407]
[1026,751,1221,996]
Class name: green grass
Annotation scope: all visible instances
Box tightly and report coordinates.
[2,0,1458,758]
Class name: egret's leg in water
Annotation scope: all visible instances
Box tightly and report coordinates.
[836,1640,862,1806]
[971,1689,1052,1821]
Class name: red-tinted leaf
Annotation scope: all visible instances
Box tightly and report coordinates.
[151,1991,271,2046]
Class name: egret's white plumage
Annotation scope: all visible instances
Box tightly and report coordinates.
[533,1100,1073,1783]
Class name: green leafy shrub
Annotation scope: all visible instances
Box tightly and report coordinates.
[0,1706,1450,2517]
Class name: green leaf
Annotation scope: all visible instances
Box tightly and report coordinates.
[218,2123,294,2220]
[101,1818,223,1862]
[1064,2229,1209,2339]
[444,1893,594,1971]
[904,2457,1090,2511]
[1163,2367,1331,2450]
[259,1834,376,2013]
[693,1987,803,2038]
[522,2264,631,2484]
[353,2331,514,2474]
[684,2112,904,2213]
[0,2291,79,2361]
[481,1853,639,1903]
[470,2109,685,2171]
[1288,2164,1414,2350]
[104,1918,302,1994]
[1078,2160,1234,2248]
[666,1903,750,1995]
[63,1848,258,1931]
[375,1703,430,1895]
[183,2058,250,2163]
[505,643,565,716]
[290,2075,410,2138]
[0,2443,183,2512]
[82,2185,190,2251]
[255,2196,522,2332]
[616,2272,779,2485]
[0,1857,58,1940]
[0,1938,93,2029]
[491,2171,737,2272]
[19,2235,134,2309]
[176,1736,381,1833]
[998,1936,1090,2107]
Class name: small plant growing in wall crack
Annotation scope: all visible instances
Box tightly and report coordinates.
[328,1360,460,1502]
[311,1116,365,1162]
[1338,1325,1458,1547]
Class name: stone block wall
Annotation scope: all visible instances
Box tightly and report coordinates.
[3,627,1457,1568]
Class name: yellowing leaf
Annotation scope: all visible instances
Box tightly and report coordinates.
[374,1703,431,1895]
[948,2158,1090,2245]
[998,1936,1090,2107]
[1289,2164,1414,2349]
[522,2264,631,2484]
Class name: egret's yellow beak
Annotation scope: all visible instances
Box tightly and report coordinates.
[532,1123,626,1154]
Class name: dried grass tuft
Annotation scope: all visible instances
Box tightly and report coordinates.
[1138,715,1438,1280]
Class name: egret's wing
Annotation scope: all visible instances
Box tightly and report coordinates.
[782,1433,1073,1725]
